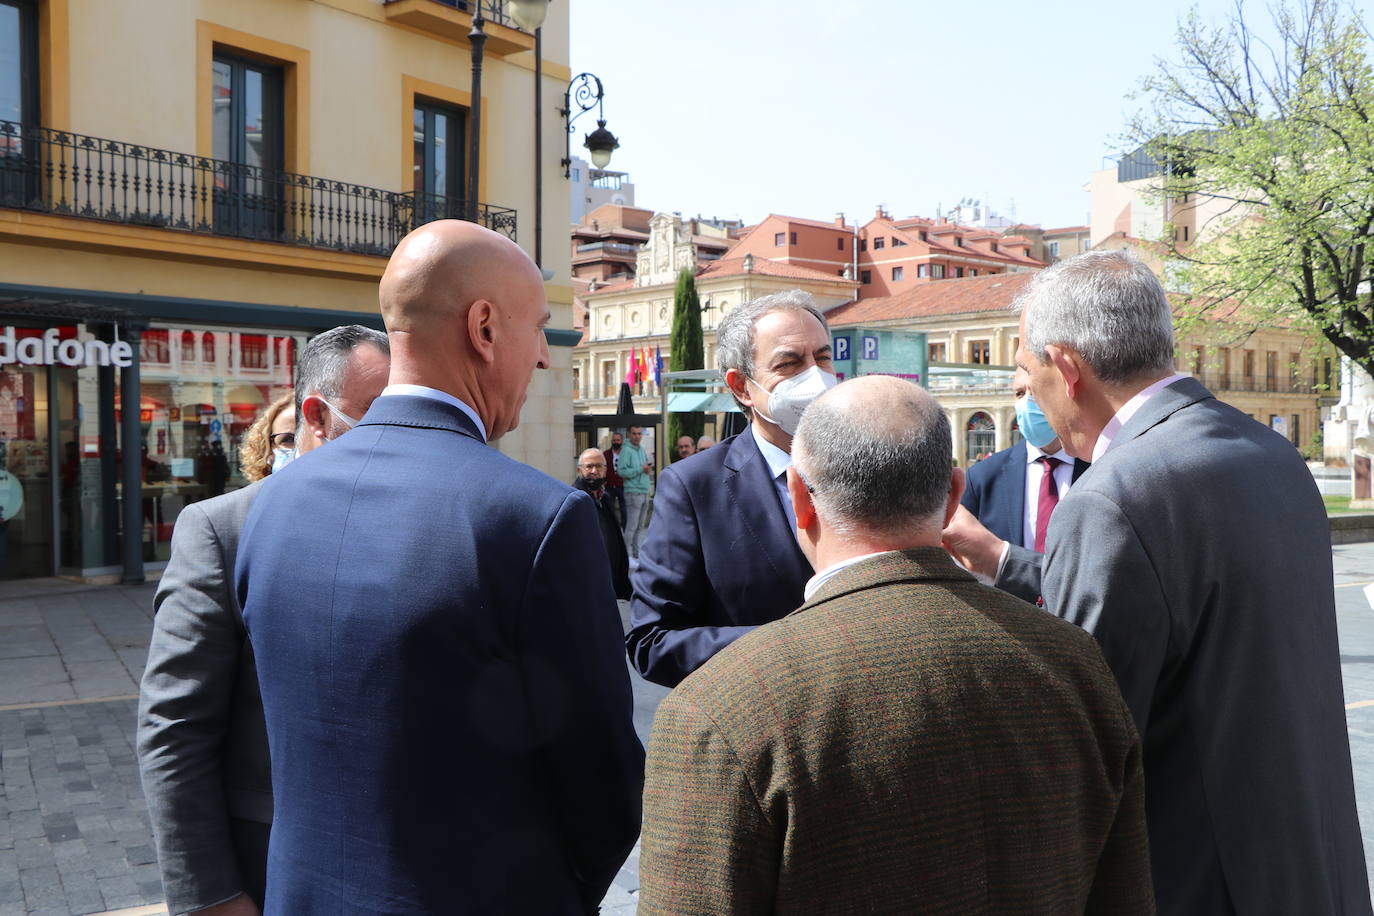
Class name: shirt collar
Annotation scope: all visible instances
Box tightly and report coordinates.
[1091,372,1189,462]
[1024,441,1073,465]
[804,550,892,601]
[380,384,487,442]
[753,428,793,480]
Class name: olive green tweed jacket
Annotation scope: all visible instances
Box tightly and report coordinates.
[639,548,1152,915]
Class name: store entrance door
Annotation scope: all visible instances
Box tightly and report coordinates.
[0,362,61,579]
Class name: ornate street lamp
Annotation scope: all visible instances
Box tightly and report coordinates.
[561,73,619,177]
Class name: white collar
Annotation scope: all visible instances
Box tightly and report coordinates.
[804,551,892,601]
[380,384,487,442]
[1091,372,1189,462]
[1024,441,1074,465]
[752,426,793,480]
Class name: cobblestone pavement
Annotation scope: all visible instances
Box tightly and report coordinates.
[1,546,1372,914]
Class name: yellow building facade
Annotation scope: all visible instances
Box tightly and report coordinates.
[0,0,575,580]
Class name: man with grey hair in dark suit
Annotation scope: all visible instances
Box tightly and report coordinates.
[137,324,390,916]
[945,249,1370,915]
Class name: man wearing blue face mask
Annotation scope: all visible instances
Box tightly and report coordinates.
[960,366,1089,555]
[627,289,836,687]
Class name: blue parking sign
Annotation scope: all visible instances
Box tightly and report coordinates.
[833,335,850,362]
[862,335,880,360]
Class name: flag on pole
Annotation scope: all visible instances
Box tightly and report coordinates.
[653,346,663,386]
[639,348,651,386]
[626,347,637,386]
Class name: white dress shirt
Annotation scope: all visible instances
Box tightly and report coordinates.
[754,429,796,528]
[1091,372,1190,462]
[379,384,487,442]
[804,551,891,601]
[1022,442,1075,551]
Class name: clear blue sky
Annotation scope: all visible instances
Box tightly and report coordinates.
[571,0,1372,230]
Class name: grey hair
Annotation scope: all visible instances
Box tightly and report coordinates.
[715,289,829,416]
[793,383,951,535]
[1017,250,1174,384]
[294,325,390,420]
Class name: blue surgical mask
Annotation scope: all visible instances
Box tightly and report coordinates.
[271,447,295,474]
[1014,393,1059,450]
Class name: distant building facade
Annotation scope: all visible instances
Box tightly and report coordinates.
[569,155,636,223]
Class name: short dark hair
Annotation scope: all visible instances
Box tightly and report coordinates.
[293,325,390,419]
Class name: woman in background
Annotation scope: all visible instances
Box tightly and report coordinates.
[239,393,295,482]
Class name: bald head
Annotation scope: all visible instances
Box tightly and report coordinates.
[576,448,607,481]
[793,376,953,535]
[378,220,551,440]
[380,220,539,332]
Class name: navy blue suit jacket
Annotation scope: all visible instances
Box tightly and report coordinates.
[626,427,812,688]
[960,441,1089,548]
[236,395,643,915]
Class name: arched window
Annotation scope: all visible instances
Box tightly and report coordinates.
[181,330,196,363]
[203,332,217,363]
[966,412,996,463]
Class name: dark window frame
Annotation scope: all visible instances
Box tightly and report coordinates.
[413,97,468,211]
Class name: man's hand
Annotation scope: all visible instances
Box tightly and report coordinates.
[942,505,1007,580]
[195,893,262,916]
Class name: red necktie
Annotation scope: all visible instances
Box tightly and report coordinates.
[1034,456,1063,554]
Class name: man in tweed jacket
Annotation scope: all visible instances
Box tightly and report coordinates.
[639,376,1152,915]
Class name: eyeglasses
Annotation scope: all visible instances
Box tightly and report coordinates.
[269,431,296,449]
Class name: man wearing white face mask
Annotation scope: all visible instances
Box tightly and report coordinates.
[627,289,836,687]
[138,325,389,916]
[959,366,1089,557]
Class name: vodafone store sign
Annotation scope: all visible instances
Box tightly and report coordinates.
[0,328,134,368]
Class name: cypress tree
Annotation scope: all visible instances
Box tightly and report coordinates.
[667,267,705,455]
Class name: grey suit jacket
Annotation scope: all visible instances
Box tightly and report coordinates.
[999,378,1370,914]
[137,481,270,916]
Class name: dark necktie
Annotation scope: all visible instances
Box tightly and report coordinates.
[1034,456,1063,553]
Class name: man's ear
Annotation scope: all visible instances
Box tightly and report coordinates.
[468,298,497,364]
[786,467,815,533]
[724,368,753,408]
[944,467,966,528]
[1043,344,1082,400]
[300,395,329,442]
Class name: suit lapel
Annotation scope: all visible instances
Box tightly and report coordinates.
[723,427,810,582]
[1004,441,1027,545]
[1070,458,1090,482]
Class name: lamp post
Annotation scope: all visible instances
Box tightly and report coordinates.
[507,0,552,266]
[561,72,619,178]
[465,5,487,223]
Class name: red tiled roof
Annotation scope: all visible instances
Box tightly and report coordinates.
[1043,225,1089,235]
[699,256,857,284]
[826,272,1037,325]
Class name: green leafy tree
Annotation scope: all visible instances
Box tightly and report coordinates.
[667,267,705,454]
[1127,0,1374,378]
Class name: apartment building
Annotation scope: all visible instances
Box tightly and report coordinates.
[0,0,573,580]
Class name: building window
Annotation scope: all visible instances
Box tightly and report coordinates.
[1291,414,1301,445]
[837,237,845,250]
[181,331,197,363]
[790,231,797,244]
[774,232,785,246]
[969,340,990,364]
[1192,346,1205,375]
[892,237,906,246]
[873,237,885,250]
[572,366,580,397]
[203,332,217,363]
[1243,349,1255,382]
[213,52,286,236]
[970,269,978,277]
[141,330,171,365]
[991,241,999,252]
[955,267,965,278]
[859,238,867,251]
[571,167,580,181]
[931,264,945,279]
[0,0,38,136]
[413,101,466,211]
[928,342,946,362]
[892,266,904,281]
[919,230,928,241]
[860,270,872,284]
[1221,347,1232,385]
[1047,240,1060,258]
[1265,351,1277,391]
[966,412,996,462]
[1183,225,1189,242]
[602,360,615,397]
[917,264,929,278]
[954,236,964,247]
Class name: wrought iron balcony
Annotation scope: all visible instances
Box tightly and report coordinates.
[427,0,517,27]
[0,120,516,254]
[381,0,536,54]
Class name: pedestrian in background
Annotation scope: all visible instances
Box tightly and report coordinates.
[619,425,653,562]
[238,394,295,483]
[674,435,696,462]
[575,448,631,599]
[696,435,715,451]
[639,376,1151,914]
[603,431,627,528]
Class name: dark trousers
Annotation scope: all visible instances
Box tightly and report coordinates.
[605,486,626,529]
[228,816,271,910]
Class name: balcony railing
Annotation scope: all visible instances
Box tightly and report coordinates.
[1192,372,1320,395]
[0,120,516,254]
[425,0,518,28]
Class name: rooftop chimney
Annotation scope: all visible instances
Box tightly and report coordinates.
[835,212,846,227]
[743,253,755,274]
